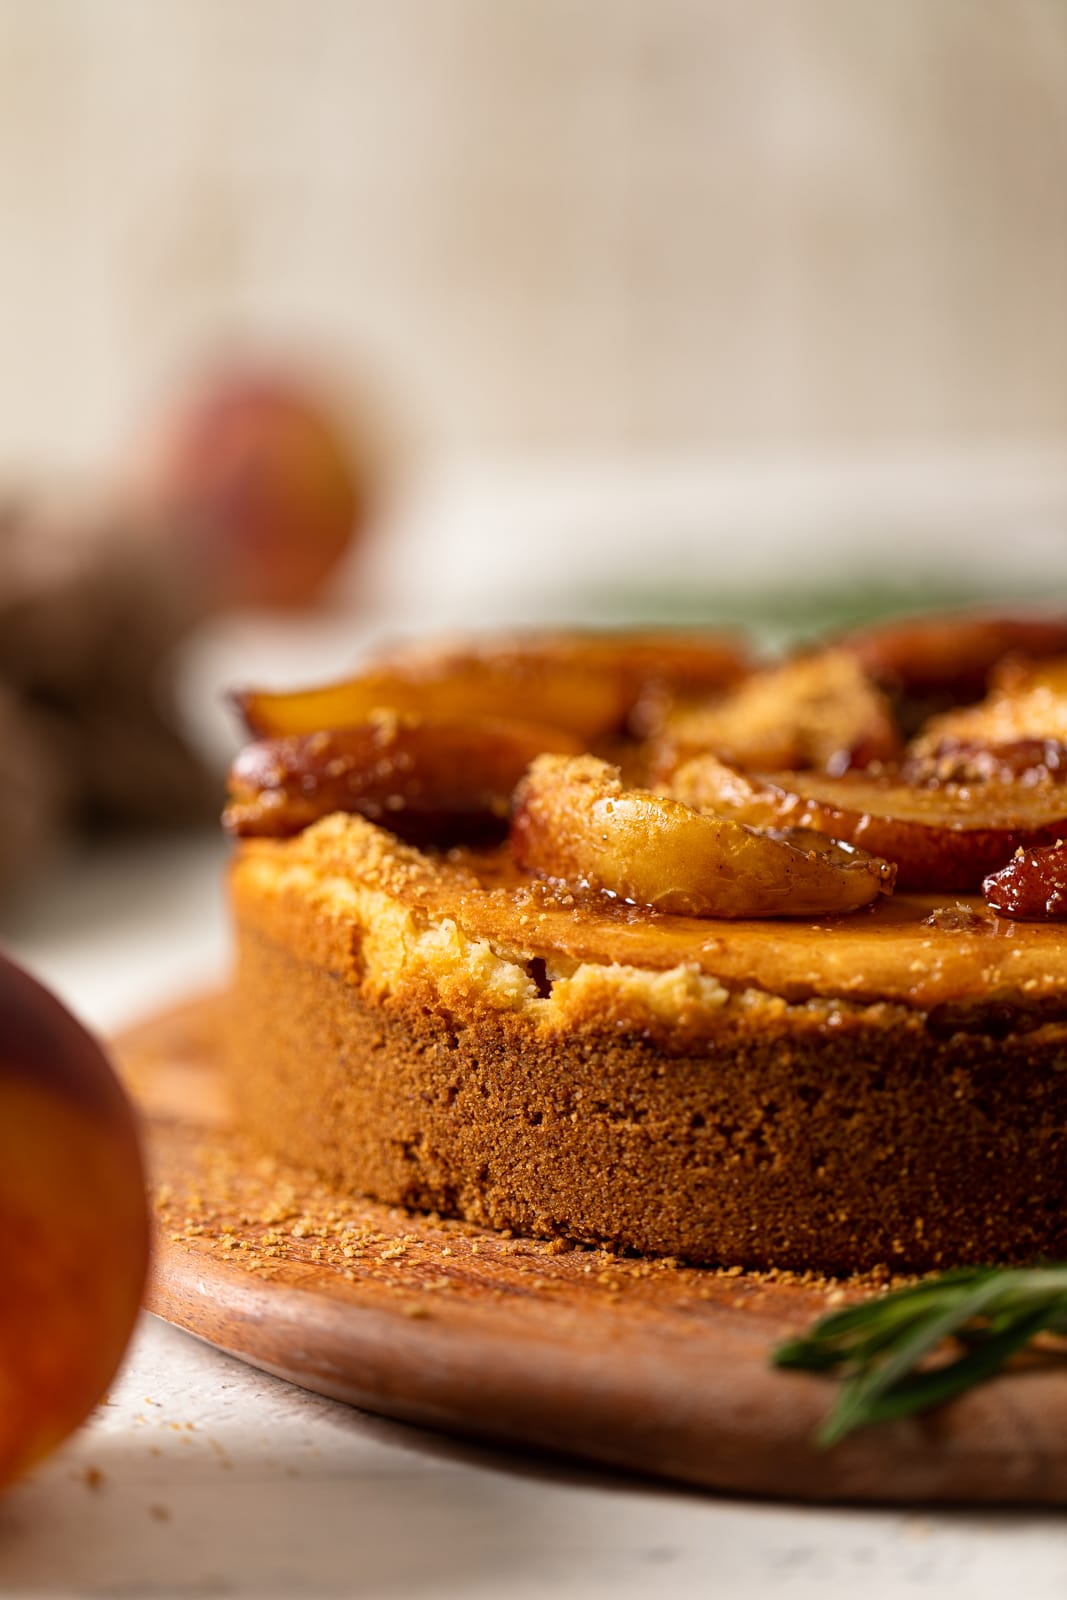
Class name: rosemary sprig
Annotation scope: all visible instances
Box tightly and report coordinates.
[773,1265,1067,1447]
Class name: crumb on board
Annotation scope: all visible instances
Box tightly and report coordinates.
[148,1130,905,1328]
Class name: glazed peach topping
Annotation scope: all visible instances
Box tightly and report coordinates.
[226,617,1067,921]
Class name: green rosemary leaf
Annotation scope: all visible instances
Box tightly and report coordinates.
[774,1270,998,1371]
[816,1300,1058,1446]
[772,1264,1067,1447]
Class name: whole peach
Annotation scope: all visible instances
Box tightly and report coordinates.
[0,954,149,1489]
[152,369,367,611]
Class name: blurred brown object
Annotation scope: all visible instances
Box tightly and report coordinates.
[0,500,218,890]
[0,685,68,889]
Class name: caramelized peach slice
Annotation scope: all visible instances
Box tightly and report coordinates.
[539,629,753,736]
[669,755,1067,892]
[910,657,1067,757]
[984,840,1067,919]
[652,649,900,777]
[901,737,1067,786]
[511,754,893,918]
[225,714,581,843]
[838,612,1067,699]
[372,629,752,703]
[233,630,750,744]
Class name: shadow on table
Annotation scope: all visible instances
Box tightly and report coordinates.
[1,1400,1063,1600]
[0,1437,586,1597]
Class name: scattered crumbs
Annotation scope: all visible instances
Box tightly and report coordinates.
[81,1466,105,1491]
[922,902,993,933]
[149,1126,909,1338]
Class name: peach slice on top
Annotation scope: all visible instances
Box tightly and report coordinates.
[837,612,1067,700]
[901,737,1067,786]
[669,754,1067,893]
[511,754,894,918]
[909,657,1067,758]
[836,612,1067,739]
[651,649,900,777]
[233,630,750,746]
[225,714,581,844]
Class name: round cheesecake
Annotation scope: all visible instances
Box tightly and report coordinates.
[227,812,1067,1274]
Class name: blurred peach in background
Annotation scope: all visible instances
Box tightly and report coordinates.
[138,365,371,611]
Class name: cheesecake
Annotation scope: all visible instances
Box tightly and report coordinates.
[224,619,1067,1274]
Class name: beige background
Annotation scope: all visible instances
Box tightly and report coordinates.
[0,0,1065,480]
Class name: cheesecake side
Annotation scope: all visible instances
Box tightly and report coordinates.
[227,818,1067,1273]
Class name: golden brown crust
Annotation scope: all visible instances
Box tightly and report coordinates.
[231,815,1067,1015]
[228,818,1067,1272]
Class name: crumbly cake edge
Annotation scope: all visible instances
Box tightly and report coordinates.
[229,814,1067,1049]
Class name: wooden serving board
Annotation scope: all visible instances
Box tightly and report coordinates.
[115,994,1067,1505]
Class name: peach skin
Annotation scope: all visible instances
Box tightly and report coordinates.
[0,954,149,1489]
